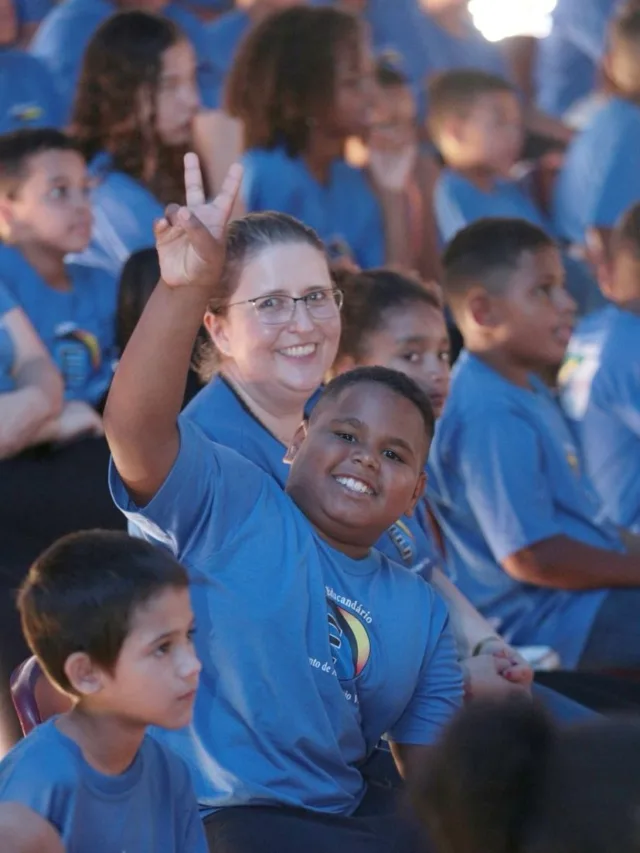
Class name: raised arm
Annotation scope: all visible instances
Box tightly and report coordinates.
[103,156,242,505]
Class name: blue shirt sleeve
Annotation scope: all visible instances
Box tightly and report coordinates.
[458,412,563,561]
[590,131,640,229]
[387,591,462,744]
[434,175,469,244]
[0,282,15,316]
[109,417,273,565]
[169,750,208,853]
[356,189,385,269]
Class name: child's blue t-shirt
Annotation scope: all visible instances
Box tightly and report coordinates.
[78,152,164,276]
[0,246,118,404]
[560,304,640,533]
[535,0,620,119]
[15,0,54,25]
[434,168,552,244]
[205,9,250,109]
[0,283,17,394]
[0,48,64,134]
[184,376,441,579]
[0,718,207,853]
[30,0,216,121]
[110,418,463,812]
[427,351,619,669]
[553,97,640,245]
[241,146,385,269]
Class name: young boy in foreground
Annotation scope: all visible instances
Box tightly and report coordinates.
[0,530,206,853]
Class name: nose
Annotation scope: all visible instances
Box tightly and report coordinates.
[555,285,577,316]
[287,298,315,332]
[352,443,380,472]
[178,644,202,681]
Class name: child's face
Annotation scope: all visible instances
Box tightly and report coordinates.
[92,586,201,730]
[449,92,523,175]
[356,303,450,417]
[154,40,199,147]
[286,382,428,556]
[488,247,576,369]
[327,40,374,140]
[0,150,93,253]
[205,241,341,399]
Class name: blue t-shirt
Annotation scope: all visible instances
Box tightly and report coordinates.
[0,718,207,853]
[205,9,249,109]
[30,0,216,121]
[434,169,552,244]
[110,418,463,812]
[0,246,117,404]
[184,376,441,579]
[0,282,16,394]
[241,146,385,270]
[535,0,621,119]
[427,351,619,669]
[560,304,640,533]
[77,152,164,276]
[15,0,54,24]
[553,97,640,245]
[0,48,63,134]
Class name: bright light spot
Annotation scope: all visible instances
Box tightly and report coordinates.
[469,0,557,42]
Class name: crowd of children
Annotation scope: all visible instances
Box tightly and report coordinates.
[2,0,640,851]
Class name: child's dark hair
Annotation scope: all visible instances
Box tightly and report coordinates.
[71,11,187,205]
[18,530,189,694]
[427,69,516,141]
[414,697,640,853]
[117,248,161,351]
[0,129,82,197]
[197,211,327,381]
[375,51,409,88]
[313,366,435,450]
[442,217,555,310]
[335,268,442,365]
[225,6,361,157]
[614,202,640,258]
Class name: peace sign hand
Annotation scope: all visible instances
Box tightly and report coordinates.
[154,153,243,289]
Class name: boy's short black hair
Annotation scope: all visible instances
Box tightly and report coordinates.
[614,202,640,258]
[312,365,435,456]
[0,129,82,197]
[18,530,189,694]
[442,217,556,314]
[427,69,516,142]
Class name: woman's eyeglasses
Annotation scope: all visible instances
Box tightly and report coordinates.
[227,288,344,326]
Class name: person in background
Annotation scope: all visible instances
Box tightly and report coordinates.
[70,12,199,276]
[226,5,413,270]
[428,217,640,672]
[0,0,63,134]
[0,531,206,853]
[206,0,305,110]
[30,0,214,123]
[0,804,64,853]
[414,697,640,853]
[554,3,640,248]
[5,0,54,47]
[560,203,640,534]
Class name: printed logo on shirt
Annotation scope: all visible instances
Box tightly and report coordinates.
[53,322,102,391]
[9,103,44,125]
[559,339,603,420]
[565,444,580,475]
[326,597,371,680]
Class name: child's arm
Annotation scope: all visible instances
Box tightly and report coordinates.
[104,156,242,506]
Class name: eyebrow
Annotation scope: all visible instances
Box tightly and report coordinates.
[146,619,195,647]
[256,285,331,298]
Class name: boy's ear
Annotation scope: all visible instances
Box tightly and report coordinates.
[0,200,15,240]
[467,285,500,329]
[63,652,106,697]
[284,419,308,465]
[404,470,427,518]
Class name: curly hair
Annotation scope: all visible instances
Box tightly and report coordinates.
[225,6,361,157]
[71,11,187,206]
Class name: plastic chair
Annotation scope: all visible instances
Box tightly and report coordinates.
[10,656,71,736]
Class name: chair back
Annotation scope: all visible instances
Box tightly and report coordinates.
[10,657,72,735]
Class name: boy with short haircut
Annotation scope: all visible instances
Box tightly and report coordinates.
[0,530,206,853]
[560,203,640,533]
[427,216,640,671]
[0,128,118,416]
[554,3,640,247]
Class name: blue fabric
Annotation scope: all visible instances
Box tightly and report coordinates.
[434,169,553,244]
[535,0,621,118]
[0,282,16,394]
[532,682,598,721]
[427,351,619,669]
[560,305,640,533]
[15,0,54,24]
[0,48,64,134]
[0,718,207,853]
[241,146,385,270]
[204,9,249,109]
[553,97,640,245]
[110,418,463,812]
[30,0,216,121]
[77,152,165,277]
[0,246,117,404]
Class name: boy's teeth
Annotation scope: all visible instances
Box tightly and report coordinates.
[335,476,374,495]
[280,344,316,358]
